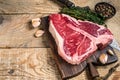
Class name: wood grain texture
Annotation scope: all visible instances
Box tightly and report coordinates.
[0,0,61,14]
[0,0,119,80]
[0,48,61,80]
[0,48,119,80]
[0,0,119,14]
[0,14,50,48]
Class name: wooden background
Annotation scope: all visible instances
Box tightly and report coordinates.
[0,0,120,80]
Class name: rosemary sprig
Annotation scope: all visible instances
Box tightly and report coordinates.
[61,7,106,25]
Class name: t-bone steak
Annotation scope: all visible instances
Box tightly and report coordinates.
[49,14,113,65]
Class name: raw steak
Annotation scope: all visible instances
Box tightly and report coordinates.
[49,14,113,65]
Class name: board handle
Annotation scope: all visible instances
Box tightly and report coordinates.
[88,62,99,78]
[57,0,75,7]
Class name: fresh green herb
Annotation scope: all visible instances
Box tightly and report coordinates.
[61,7,105,25]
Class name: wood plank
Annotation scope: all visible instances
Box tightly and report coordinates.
[0,0,120,48]
[73,0,120,9]
[0,0,120,80]
[0,0,120,14]
[0,48,61,80]
[0,48,119,80]
[71,63,120,80]
[0,14,50,48]
[0,0,61,14]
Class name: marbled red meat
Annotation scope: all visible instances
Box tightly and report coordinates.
[49,14,113,64]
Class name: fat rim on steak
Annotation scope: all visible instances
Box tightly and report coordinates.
[49,14,113,65]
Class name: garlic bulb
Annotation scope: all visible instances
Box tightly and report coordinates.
[32,18,41,28]
[34,30,44,38]
[107,49,114,56]
[99,53,108,64]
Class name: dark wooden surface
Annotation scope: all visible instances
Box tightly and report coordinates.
[44,16,118,79]
[0,0,120,80]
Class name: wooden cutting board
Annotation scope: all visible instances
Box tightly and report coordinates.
[41,16,118,79]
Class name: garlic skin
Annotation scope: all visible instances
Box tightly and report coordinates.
[32,18,41,28]
[99,53,108,64]
[107,49,114,56]
[34,30,44,38]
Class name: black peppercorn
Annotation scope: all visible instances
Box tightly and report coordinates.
[95,2,116,19]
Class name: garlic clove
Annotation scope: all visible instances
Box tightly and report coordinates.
[32,18,41,28]
[34,30,44,38]
[99,53,108,64]
[107,49,114,56]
